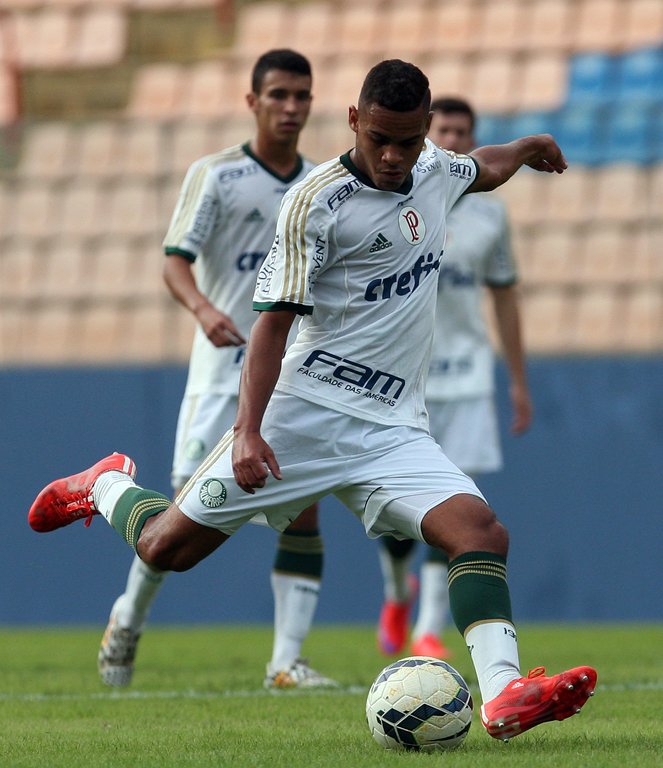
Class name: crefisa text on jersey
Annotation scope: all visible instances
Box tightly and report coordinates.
[364,251,442,302]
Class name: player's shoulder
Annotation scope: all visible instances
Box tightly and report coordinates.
[286,155,355,206]
[416,140,476,183]
[187,143,250,175]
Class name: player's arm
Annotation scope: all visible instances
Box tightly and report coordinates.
[489,284,532,435]
[468,134,567,193]
[163,253,245,347]
[232,309,296,494]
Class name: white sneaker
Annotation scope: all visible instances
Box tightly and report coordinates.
[264,658,339,690]
[98,608,141,687]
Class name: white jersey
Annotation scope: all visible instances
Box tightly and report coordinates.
[163,143,315,396]
[253,138,478,429]
[426,193,516,401]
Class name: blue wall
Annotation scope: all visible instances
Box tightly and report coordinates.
[1,358,661,626]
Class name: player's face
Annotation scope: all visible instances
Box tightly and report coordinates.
[349,102,431,191]
[427,111,474,154]
[248,69,313,143]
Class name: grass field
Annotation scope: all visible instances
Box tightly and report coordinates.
[1,623,661,767]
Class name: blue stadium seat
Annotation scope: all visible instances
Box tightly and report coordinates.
[553,103,608,166]
[616,47,663,102]
[604,101,658,164]
[567,52,618,104]
[474,113,513,147]
[506,111,558,143]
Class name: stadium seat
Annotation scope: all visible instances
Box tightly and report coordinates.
[10,182,60,239]
[521,0,575,52]
[335,4,385,56]
[474,112,516,146]
[543,166,592,225]
[553,103,608,165]
[615,47,663,102]
[121,304,168,362]
[75,305,124,364]
[567,51,618,103]
[425,55,471,102]
[620,0,663,50]
[474,0,527,53]
[382,5,427,57]
[621,286,663,350]
[592,164,648,222]
[59,179,105,238]
[505,110,558,143]
[467,53,518,112]
[648,163,663,219]
[72,6,126,68]
[287,2,338,58]
[521,287,573,353]
[75,121,121,177]
[0,238,42,301]
[117,121,164,177]
[603,101,659,164]
[232,2,292,59]
[19,7,73,69]
[106,179,161,238]
[22,305,78,364]
[180,60,242,118]
[18,122,74,179]
[169,120,216,175]
[494,169,549,226]
[571,286,620,352]
[575,224,636,285]
[425,0,479,54]
[38,239,91,302]
[127,63,185,118]
[316,55,373,113]
[520,226,577,287]
[572,0,625,53]
[517,52,568,111]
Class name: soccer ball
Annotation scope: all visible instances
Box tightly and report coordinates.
[366,656,473,751]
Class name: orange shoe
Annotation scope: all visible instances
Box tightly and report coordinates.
[29,453,137,532]
[377,575,418,655]
[480,665,598,741]
[411,633,451,659]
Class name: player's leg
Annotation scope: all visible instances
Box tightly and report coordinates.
[265,502,337,689]
[98,394,233,685]
[421,495,596,741]
[376,536,417,655]
[410,545,451,658]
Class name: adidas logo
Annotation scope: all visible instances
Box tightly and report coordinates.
[244,208,265,223]
[369,232,393,253]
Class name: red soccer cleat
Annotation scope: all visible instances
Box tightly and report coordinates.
[481,665,598,741]
[411,632,452,659]
[377,574,418,655]
[28,453,137,532]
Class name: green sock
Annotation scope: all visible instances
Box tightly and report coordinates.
[448,552,513,635]
[273,530,323,578]
[110,488,170,549]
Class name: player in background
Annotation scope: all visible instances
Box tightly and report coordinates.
[377,97,532,660]
[29,59,596,741]
[96,49,337,691]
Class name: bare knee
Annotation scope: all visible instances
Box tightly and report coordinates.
[421,494,509,561]
[136,511,228,572]
[284,502,319,533]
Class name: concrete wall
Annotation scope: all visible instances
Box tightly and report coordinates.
[2,358,661,626]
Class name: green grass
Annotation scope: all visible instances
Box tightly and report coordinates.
[1,624,661,767]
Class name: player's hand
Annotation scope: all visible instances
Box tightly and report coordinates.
[524,134,567,174]
[510,383,533,435]
[196,304,246,347]
[232,429,282,494]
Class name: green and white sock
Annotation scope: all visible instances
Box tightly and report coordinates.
[448,552,520,702]
[113,555,167,632]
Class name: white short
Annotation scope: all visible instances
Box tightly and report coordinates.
[427,396,502,475]
[176,392,486,540]
[171,393,238,491]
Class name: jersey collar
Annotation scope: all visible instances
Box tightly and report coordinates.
[242,142,304,183]
[339,151,413,195]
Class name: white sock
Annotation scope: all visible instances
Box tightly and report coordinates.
[269,573,320,671]
[378,547,414,603]
[412,562,449,639]
[93,471,138,523]
[111,555,167,632]
[465,621,522,703]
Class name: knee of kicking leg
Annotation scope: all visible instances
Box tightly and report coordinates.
[137,536,193,572]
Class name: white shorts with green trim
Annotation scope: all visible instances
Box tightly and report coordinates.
[176,391,486,540]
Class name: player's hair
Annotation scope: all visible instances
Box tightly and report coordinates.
[251,49,312,94]
[358,59,431,113]
[430,96,476,132]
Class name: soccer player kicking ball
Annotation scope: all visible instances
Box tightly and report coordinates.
[29,59,596,741]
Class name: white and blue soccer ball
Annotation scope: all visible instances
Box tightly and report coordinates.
[366,656,473,751]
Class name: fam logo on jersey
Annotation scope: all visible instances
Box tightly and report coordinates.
[327,179,362,212]
[199,478,227,508]
[449,160,473,179]
[398,206,426,245]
